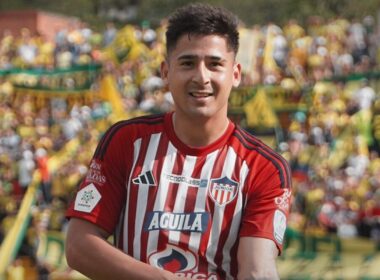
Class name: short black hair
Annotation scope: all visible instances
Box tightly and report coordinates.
[165,3,240,56]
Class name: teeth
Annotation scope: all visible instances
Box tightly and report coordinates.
[191,92,212,97]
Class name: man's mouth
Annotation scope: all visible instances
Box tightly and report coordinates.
[189,91,213,98]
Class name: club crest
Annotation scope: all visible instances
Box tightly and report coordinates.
[209,176,239,206]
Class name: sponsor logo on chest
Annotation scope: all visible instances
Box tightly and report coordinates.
[148,244,197,273]
[144,211,210,232]
[148,244,218,279]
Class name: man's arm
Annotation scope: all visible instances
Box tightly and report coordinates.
[237,237,280,280]
[65,218,183,280]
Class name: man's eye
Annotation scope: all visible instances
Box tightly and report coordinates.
[210,62,222,67]
[181,61,193,67]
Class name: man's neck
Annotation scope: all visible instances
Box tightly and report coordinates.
[172,112,230,148]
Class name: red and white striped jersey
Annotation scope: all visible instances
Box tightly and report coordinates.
[66,112,292,280]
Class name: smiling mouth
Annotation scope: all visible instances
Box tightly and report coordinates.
[189,92,213,98]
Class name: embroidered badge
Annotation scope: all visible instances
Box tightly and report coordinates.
[74,183,101,213]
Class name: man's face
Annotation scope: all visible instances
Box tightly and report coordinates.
[161,34,241,120]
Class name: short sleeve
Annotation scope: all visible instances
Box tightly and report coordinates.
[239,157,292,255]
[66,123,131,234]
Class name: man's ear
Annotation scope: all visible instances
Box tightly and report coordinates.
[161,60,169,84]
[232,62,242,88]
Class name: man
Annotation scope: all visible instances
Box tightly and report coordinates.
[65,3,292,280]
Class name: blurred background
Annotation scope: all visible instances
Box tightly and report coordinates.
[1,0,380,279]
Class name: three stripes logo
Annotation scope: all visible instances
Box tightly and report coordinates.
[132,170,156,185]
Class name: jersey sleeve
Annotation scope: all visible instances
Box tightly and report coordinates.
[239,154,292,255]
[66,123,131,234]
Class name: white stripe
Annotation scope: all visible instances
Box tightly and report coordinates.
[168,155,197,244]
[133,133,161,260]
[188,150,219,258]
[122,138,142,252]
[222,161,249,279]
[206,147,237,274]
[146,142,177,256]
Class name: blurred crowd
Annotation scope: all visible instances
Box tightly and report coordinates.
[247,15,379,87]
[1,13,380,278]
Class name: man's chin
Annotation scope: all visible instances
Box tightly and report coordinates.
[187,109,214,119]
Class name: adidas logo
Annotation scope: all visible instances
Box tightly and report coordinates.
[132,170,156,185]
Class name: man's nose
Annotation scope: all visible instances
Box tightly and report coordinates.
[192,62,211,84]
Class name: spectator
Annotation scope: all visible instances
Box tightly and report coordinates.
[102,22,117,47]
[35,148,52,205]
[353,78,375,111]
[17,150,35,195]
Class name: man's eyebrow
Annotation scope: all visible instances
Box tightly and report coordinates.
[209,56,225,61]
[177,54,197,60]
[177,54,225,61]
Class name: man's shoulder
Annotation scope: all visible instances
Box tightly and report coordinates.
[231,126,289,166]
[108,113,166,133]
[231,126,291,189]
[95,113,168,159]
[99,113,167,146]
[114,113,166,127]
[231,126,275,152]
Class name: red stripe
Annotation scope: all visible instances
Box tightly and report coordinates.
[214,189,219,204]
[225,191,230,204]
[220,189,226,205]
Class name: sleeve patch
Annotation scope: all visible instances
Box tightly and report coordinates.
[273,210,287,244]
[74,183,102,213]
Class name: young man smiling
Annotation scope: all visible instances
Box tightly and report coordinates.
[65,3,292,280]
